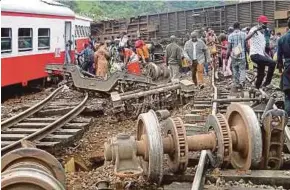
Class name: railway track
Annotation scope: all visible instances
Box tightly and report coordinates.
[1,86,91,155]
[185,71,290,189]
[104,67,290,189]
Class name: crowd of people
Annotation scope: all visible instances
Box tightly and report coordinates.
[75,32,151,79]
[74,15,289,116]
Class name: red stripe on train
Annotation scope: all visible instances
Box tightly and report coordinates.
[1,51,74,87]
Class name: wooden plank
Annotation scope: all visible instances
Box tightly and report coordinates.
[2,128,81,135]
[163,170,290,188]
[12,123,88,129]
[207,170,290,189]
[24,117,92,123]
[1,141,59,148]
[1,134,72,141]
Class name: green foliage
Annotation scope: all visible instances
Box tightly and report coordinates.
[58,1,235,21]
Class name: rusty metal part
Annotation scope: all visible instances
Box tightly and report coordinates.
[144,62,170,80]
[164,117,188,173]
[211,98,261,103]
[95,180,112,190]
[1,147,65,190]
[1,92,88,155]
[46,64,154,93]
[110,79,194,117]
[1,86,63,131]
[156,110,171,120]
[260,109,287,169]
[104,134,143,177]
[136,110,163,184]
[204,114,232,167]
[226,103,262,169]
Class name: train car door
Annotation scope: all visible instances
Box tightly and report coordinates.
[64,21,72,64]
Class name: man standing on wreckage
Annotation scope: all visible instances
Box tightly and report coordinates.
[277,18,290,116]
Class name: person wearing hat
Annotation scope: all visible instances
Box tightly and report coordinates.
[246,15,276,89]
[277,18,290,116]
[165,35,183,81]
[184,31,211,89]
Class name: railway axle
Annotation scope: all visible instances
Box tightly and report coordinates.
[104,103,288,185]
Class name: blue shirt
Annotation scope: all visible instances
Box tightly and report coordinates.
[277,31,290,91]
[228,29,247,59]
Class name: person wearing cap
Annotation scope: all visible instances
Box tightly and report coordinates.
[246,15,276,89]
[226,22,247,91]
[184,31,211,89]
[165,35,183,81]
[277,18,290,116]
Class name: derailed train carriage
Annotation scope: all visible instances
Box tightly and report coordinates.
[1,0,92,88]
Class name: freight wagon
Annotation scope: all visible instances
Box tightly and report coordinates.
[92,0,290,41]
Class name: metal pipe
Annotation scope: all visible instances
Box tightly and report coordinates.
[212,98,260,103]
[120,84,180,100]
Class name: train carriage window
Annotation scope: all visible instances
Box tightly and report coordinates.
[81,26,84,37]
[1,28,12,53]
[76,25,80,37]
[38,28,50,50]
[18,28,33,51]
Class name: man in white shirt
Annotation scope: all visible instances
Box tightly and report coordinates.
[246,15,276,89]
[119,32,129,48]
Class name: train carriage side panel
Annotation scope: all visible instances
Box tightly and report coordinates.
[75,15,92,52]
[1,15,74,87]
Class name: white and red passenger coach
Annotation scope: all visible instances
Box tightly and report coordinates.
[1,0,92,87]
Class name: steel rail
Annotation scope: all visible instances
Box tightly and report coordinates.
[1,92,88,155]
[1,86,64,131]
[191,68,218,190]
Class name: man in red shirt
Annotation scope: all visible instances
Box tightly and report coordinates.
[118,47,141,75]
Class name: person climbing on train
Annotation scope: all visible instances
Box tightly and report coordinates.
[77,43,94,74]
[165,35,183,81]
[226,22,247,92]
[94,42,110,79]
[277,18,290,116]
[118,46,141,75]
[135,37,150,64]
[246,15,276,89]
[184,31,211,89]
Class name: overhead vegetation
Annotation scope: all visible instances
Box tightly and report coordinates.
[58,1,235,21]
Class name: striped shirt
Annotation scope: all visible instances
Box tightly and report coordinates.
[249,26,266,56]
[228,29,247,59]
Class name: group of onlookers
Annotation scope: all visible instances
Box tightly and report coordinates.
[164,15,290,115]
[74,15,289,116]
